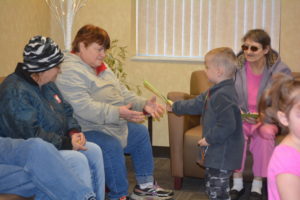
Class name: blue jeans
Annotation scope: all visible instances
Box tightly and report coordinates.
[84,122,154,200]
[60,140,105,200]
[0,137,96,200]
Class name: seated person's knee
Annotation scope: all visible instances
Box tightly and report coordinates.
[258,124,278,140]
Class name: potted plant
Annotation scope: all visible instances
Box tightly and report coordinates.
[104,39,142,95]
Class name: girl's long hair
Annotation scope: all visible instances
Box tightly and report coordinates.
[259,73,300,132]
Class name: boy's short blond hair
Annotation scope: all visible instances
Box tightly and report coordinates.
[205,47,237,78]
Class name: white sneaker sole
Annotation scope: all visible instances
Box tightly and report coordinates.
[129,193,174,200]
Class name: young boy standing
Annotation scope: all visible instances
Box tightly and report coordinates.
[167,47,244,200]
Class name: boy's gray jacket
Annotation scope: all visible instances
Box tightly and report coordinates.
[56,52,147,147]
[172,79,244,170]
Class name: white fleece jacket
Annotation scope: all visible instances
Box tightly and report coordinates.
[56,52,146,147]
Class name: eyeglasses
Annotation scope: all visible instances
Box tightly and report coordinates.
[241,44,260,52]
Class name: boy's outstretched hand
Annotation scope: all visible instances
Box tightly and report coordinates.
[198,138,209,146]
[166,103,172,112]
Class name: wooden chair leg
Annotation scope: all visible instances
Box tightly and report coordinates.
[174,177,183,190]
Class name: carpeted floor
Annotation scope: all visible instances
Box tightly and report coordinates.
[126,156,207,200]
[126,156,267,200]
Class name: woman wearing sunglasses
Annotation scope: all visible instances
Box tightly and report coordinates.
[230,29,291,200]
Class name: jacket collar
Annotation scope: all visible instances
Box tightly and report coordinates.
[209,79,234,93]
[15,63,39,86]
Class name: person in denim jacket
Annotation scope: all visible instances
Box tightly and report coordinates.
[0,36,105,200]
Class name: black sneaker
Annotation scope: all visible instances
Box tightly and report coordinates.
[229,188,245,200]
[130,182,174,200]
[249,192,262,200]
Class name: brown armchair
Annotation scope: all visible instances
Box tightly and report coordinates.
[167,70,300,190]
[167,70,212,190]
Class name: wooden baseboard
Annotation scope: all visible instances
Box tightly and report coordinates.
[152,146,170,158]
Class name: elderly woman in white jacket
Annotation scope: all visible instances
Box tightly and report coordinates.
[56,24,173,200]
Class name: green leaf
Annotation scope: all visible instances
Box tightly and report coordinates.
[104,39,142,95]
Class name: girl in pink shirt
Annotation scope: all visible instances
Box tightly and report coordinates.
[259,73,300,200]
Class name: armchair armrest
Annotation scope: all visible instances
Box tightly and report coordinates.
[167,91,190,101]
[167,91,191,177]
[0,76,5,83]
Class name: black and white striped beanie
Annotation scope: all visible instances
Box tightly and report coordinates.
[23,36,64,73]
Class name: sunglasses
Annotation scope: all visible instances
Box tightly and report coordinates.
[241,44,260,52]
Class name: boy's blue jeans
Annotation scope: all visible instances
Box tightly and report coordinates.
[84,122,154,200]
[0,137,97,200]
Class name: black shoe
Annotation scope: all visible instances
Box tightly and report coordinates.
[249,192,262,200]
[229,188,245,200]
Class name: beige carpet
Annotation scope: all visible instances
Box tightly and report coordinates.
[126,157,267,200]
[126,156,208,200]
